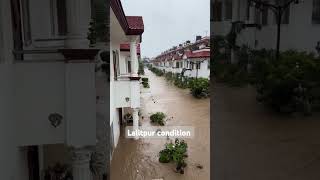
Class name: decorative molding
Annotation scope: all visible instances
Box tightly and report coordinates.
[59,49,99,61]
[48,113,63,128]
[72,149,91,163]
[129,76,141,81]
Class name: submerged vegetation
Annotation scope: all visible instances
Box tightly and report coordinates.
[149,66,164,76]
[141,77,150,88]
[163,71,210,98]
[213,34,320,115]
[159,139,188,174]
[150,112,166,126]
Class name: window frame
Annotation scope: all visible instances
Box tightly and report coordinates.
[312,0,320,24]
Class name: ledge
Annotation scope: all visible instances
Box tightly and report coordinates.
[129,76,141,81]
[59,49,100,62]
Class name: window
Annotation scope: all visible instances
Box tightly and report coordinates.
[274,0,290,24]
[21,0,31,46]
[176,62,179,68]
[196,63,201,70]
[261,2,269,25]
[113,51,120,80]
[10,0,23,60]
[254,8,261,24]
[246,0,250,20]
[127,60,131,73]
[312,0,320,24]
[282,7,290,24]
[213,0,222,21]
[225,0,233,20]
[56,0,67,35]
[208,60,210,69]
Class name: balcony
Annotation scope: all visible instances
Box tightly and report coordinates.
[114,74,140,109]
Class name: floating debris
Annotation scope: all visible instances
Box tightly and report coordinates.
[195,164,203,169]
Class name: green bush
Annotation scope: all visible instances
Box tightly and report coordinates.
[142,77,149,82]
[150,67,164,76]
[189,78,210,98]
[150,112,166,126]
[138,60,145,75]
[212,45,251,86]
[252,50,320,114]
[165,72,174,82]
[142,82,150,88]
[159,139,188,174]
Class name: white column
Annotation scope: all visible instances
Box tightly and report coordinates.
[72,148,93,180]
[130,38,139,77]
[132,108,139,140]
[65,0,91,48]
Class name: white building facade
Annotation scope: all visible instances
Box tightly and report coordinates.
[211,0,320,55]
[0,0,143,179]
[110,0,144,155]
[152,36,210,79]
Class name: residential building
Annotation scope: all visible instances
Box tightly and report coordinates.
[211,0,320,56]
[0,0,143,179]
[110,0,144,153]
[152,36,210,79]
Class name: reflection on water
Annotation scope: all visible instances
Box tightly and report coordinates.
[110,69,210,180]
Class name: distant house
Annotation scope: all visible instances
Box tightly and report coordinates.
[152,36,210,79]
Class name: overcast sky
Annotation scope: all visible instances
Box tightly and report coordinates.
[121,0,210,58]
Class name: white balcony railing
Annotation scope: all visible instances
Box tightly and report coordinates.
[114,76,140,109]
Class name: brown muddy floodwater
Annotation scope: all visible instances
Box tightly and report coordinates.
[110,69,210,180]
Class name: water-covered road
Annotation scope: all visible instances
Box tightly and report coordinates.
[110,69,210,180]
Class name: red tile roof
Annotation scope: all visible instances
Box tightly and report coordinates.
[187,51,210,59]
[111,0,144,36]
[120,43,141,54]
[173,54,182,60]
[126,16,144,30]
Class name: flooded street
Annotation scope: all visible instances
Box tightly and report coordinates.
[213,84,320,180]
[110,69,210,180]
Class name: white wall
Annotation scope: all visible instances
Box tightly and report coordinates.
[109,38,120,149]
[65,63,96,147]
[0,65,16,180]
[29,0,53,40]
[213,0,320,54]
[0,0,14,63]
[14,62,66,146]
[14,62,96,147]
[114,80,131,108]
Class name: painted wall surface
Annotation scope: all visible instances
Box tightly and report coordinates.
[114,80,131,108]
[14,62,66,146]
[0,0,14,63]
[65,63,96,147]
[0,65,16,180]
[14,62,96,147]
[130,81,140,108]
[29,0,53,40]
[109,44,121,150]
